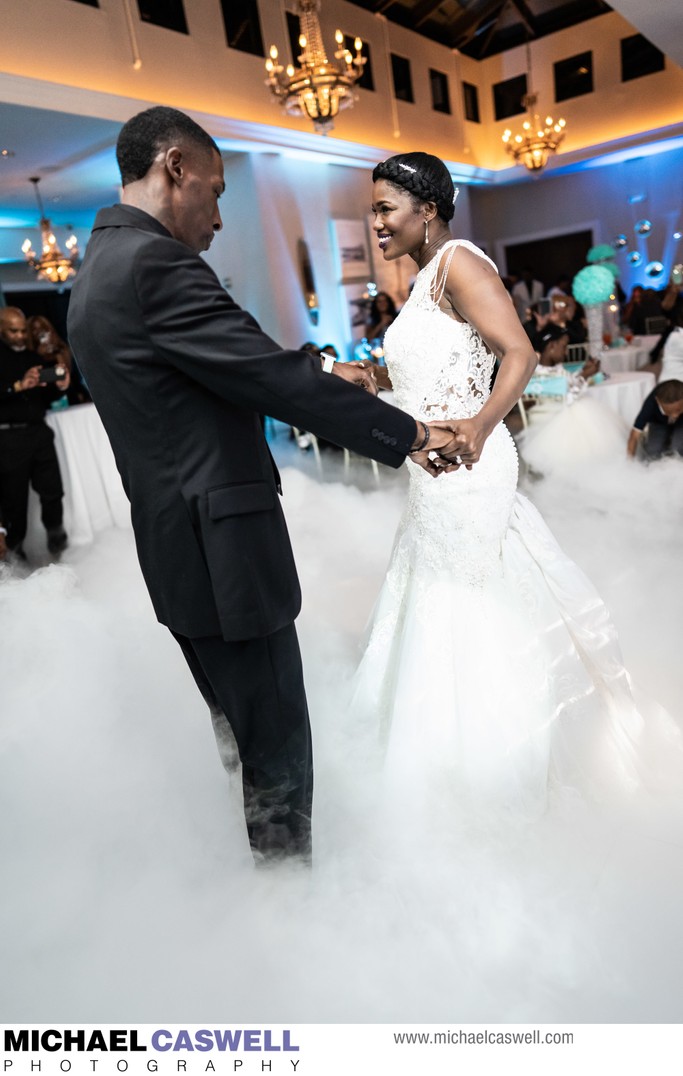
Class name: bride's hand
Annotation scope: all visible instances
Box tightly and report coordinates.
[429,416,492,470]
[332,360,378,395]
[408,449,442,477]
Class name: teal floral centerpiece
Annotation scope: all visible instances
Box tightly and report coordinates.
[572,264,615,360]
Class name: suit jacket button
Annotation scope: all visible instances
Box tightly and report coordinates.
[371,427,379,437]
[390,437,397,446]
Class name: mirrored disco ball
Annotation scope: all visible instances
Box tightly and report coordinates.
[628,251,642,266]
[612,235,628,248]
[635,219,652,235]
[645,261,664,278]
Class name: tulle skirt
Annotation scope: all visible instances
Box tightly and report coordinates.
[351,428,681,825]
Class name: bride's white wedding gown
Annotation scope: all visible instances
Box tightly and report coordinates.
[352,240,677,818]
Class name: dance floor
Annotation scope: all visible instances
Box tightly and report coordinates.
[1,426,682,1023]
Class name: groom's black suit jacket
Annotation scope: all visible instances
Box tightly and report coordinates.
[68,205,416,641]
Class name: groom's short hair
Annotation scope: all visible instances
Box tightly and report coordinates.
[116,106,219,187]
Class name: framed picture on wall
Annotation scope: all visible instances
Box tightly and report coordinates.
[331,219,372,282]
[341,282,373,346]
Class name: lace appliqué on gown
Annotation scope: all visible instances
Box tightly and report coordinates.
[352,240,659,817]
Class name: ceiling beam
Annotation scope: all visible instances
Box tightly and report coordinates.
[410,0,448,29]
[448,0,507,50]
[509,0,537,36]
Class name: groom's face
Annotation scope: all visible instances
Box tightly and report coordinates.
[170,145,225,254]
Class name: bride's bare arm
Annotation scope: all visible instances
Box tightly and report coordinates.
[429,246,537,467]
[446,247,536,426]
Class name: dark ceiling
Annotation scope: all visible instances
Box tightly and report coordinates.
[345,0,613,59]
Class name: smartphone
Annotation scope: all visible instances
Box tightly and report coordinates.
[39,364,66,384]
[672,264,683,287]
[537,298,552,316]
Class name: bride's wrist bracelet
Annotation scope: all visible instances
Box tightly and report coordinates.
[409,421,430,453]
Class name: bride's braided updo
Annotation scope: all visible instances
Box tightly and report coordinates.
[372,152,458,223]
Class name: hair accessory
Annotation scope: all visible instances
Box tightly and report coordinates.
[398,162,417,173]
[453,187,460,204]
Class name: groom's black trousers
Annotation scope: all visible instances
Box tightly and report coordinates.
[172,624,313,863]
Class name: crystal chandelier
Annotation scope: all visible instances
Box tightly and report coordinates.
[265,0,365,135]
[502,43,566,173]
[21,177,79,284]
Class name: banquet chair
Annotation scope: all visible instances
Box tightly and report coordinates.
[566,343,588,363]
[291,426,323,477]
[343,448,380,485]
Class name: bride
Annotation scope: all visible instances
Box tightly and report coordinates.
[352,152,667,820]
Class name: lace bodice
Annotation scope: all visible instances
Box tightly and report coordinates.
[384,240,498,421]
[378,238,519,583]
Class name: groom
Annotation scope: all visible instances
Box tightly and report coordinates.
[68,106,462,864]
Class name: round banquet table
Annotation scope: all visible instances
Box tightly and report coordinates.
[599,338,657,376]
[41,402,130,545]
[587,371,655,424]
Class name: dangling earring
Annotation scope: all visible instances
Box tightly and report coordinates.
[424,219,429,246]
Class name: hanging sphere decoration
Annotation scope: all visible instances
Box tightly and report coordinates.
[627,251,642,266]
[645,260,664,278]
[635,219,652,235]
[612,235,628,249]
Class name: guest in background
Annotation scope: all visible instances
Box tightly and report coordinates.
[627,379,683,460]
[27,315,91,405]
[521,326,623,476]
[0,306,70,559]
[644,307,683,380]
[623,285,663,335]
[26,315,72,373]
[535,323,599,380]
[511,266,544,321]
[366,291,397,343]
[501,270,519,296]
[523,296,587,350]
[660,271,683,322]
[547,273,572,299]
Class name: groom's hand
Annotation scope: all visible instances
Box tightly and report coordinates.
[429,417,492,471]
[331,360,378,396]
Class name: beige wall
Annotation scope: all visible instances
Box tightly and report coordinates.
[2,2,681,170]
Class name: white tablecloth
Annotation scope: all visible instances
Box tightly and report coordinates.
[588,371,655,424]
[45,402,130,545]
[602,348,653,378]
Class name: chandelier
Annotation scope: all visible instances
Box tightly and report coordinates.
[265,0,365,135]
[21,177,79,284]
[502,43,566,173]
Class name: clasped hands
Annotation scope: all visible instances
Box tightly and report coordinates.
[410,418,489,477]
[330,360,488,477]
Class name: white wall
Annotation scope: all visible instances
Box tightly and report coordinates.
[202,151,473,356]
[470,142,683,293]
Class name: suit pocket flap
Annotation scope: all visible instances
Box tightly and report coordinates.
[208,482,275,519]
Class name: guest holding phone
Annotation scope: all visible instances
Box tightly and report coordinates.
[0,307,69,560]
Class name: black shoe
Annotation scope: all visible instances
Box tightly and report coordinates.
[47,528,68,554]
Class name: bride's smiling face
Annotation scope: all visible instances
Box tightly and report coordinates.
[371,179,424,261]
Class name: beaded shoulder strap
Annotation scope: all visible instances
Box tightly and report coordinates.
[429,240,499,305]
